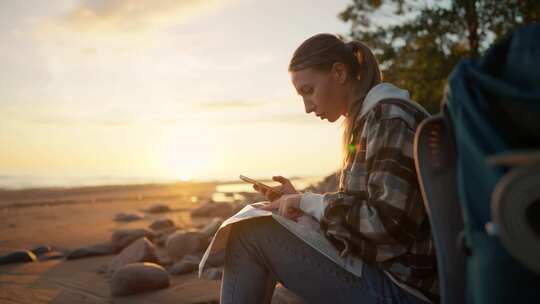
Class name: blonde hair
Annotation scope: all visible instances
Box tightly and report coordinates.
[288,33,382,185]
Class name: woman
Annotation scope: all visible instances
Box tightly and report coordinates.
[220,33,438,304]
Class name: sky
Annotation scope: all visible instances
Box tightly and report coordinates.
[0,0,353,188]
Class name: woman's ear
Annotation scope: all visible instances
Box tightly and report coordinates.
[332,62,348,85]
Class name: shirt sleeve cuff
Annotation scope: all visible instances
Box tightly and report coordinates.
[299,192,327,222]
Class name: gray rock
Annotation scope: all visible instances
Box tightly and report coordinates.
[201,267,223,280]
[199,217,224,238]
[155,247,174,266]
[153,231,175,248]
[271,284,306,304]
[0,250,37,265]
[30,245,52,256]
[111,228,154,253]
[205,250,225,267]
[169,254,201,275]
[39,251,65,261]
[147,203,171,214]
[191,202,233,218]
[165,231,206,261]
[303,171,339,193]
[149,218,175,231]
[110,262,170,297]
[114,212,144,222]
[108,237,158,275]
[66,242,113,260]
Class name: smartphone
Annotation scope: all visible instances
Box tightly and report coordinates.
[239,175,281,194]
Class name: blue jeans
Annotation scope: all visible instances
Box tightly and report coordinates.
[220,217,431,304]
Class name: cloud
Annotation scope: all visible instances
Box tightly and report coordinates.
[55,0,230,35]
[36,0,236,42]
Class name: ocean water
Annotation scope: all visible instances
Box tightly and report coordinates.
[211,175,325,203]
[0,174,183,190]
[0,174,325,192]
[215,176,324,193]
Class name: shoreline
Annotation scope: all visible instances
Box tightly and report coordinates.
[0,181,218,209]
[0,175,324,209]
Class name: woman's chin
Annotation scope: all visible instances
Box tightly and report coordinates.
[326,115,337,122]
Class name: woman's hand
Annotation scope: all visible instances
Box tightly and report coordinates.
[253,175,299,201]
[258,193,304,221]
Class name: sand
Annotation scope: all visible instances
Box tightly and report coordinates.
[0,182,223,304]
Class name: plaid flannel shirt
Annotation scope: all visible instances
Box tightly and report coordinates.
[320,98,439,302]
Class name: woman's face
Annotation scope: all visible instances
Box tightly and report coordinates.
[290,65,349,122]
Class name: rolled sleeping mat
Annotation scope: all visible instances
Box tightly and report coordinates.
[492,163,540,274]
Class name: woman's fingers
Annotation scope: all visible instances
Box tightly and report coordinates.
[273,176,298,194]
[259,200,279,211]
[273,176,291,186]
[254,184,267,196]
[267,189,282,201]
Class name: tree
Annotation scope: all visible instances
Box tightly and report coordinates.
[339,0,539,113]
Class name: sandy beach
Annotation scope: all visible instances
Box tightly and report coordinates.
[0,181,238,304]
[0,178,325,303]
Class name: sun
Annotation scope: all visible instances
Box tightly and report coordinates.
[179,175,191,182]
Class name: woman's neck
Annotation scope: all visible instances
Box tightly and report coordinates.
[345,80,366,117]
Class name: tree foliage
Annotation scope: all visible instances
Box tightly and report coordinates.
[339,0,539,113]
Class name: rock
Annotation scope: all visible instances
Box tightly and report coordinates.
[147,203,171,214]
[205,250,225,267]
[111,228,154,253]
[110,262,170,297]
[66,242,113,260]
[165,231,206,261]
[155,248,174,266]
[39,251,65,261]
[0,250,37,265]
[271,284,306,304]
[114,212,144,222]
[169,254,201,275]
[149,218,175,231]
[201,267,223,280]
[303,171,339,193]
[191,202,233,218]
[108,237,158,275]
[154,232,174,248]
[199,217,224,238]
[30,245,52,256]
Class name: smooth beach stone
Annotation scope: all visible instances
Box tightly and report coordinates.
[39,251,65,261]
[165,231,205,261]
[66,242,113,260]
[111,228,154,253]
[201,267,223,281]
[302,172,339,193]
[114,211,144,222]
[190,202,233,218]
[0,250,37,265]
[169,254,201,275]
[108,237,158,275]
[271,284,306,304]
[155,247,174,267]
[30,245,52,256]
[153,231,176,248]
[147,203,171,214]
[149,218,175,231]
[205,250,225,268]
[110,262,170,297]
[199,217,224,238]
